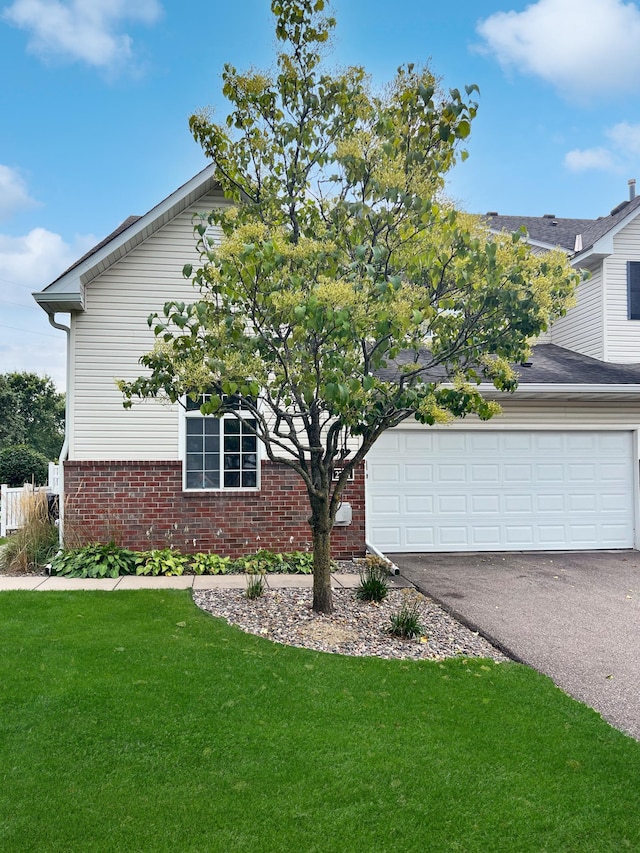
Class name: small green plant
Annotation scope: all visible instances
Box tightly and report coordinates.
[388,591,425,639]
[3,489,58,572]
[190,552,230,575]
[135,548,189,576]
[281,551,315,574]
[245,571,266,599]
[233,549,321,574]
[50,542,138,578]
[355,562,389,602]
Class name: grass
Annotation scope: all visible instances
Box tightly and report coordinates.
[1,592,639,852]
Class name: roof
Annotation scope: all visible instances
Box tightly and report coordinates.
[33,164,221,315]
[378,344,640,396]
[486,193,640,259]
[48,215,142,288]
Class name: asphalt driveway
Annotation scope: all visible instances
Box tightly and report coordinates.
[391,551,640,741]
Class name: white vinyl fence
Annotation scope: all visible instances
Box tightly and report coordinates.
[0,464,60,538]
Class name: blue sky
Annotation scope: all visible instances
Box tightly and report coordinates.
[2,0,640,389]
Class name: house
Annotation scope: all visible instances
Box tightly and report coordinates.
[33,169,640,556]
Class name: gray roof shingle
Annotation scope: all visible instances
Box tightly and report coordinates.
[486,194,640,255]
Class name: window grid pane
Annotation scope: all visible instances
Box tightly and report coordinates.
[185,413,257,490]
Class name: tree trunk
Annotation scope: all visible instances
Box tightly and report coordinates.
[311,505,333,614]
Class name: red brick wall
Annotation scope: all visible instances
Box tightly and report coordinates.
[63,459,366,558]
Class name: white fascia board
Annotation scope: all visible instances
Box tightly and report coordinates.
[478,383,640,395]
[35,163,219,300]
[573,205,640,265]
[32,286,84,313]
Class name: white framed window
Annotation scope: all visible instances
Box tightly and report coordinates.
[181,394,259,491]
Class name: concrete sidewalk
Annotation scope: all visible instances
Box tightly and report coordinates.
[0,573,413,592]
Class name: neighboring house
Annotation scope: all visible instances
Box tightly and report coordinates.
[33,169,640,556]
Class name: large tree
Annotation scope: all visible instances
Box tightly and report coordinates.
[119,0,579,613]
[0,372,65,461]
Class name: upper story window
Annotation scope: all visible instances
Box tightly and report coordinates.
[183,394,259,491]
[628,261,640,320]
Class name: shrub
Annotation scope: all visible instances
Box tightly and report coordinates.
[355,561,389,602]
[50,542,138,579]
[388,591,425,639]
[190,553,230,575]
[3,489,58,572]
[135,549,189,576]
[0,445,48,487]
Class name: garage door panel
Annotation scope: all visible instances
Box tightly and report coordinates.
[503,434,534,451]
[471,494,500,513]
[469,434,500,452]
[537,525,566,544]
[505,525,535,544]
[405,526,434,546]
[471,464,500,483]
[535,434,564,451]
[439,526,469,545]
[366,430,635,552]
[569,524,598,544]
[504,464,533,483]
[600,493,630,512]
[405,433,434,452]
[405,464,433,482]
[438,495,467,514]
[599,463,628,482]
[504,494,534,513]
[536,464,564,482]
[405,495,434,513]
[536,494,565,513]
[568,494,598,512]
[471,526,502,545]
[569,463,597,481]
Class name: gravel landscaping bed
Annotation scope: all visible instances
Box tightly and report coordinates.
[192,586,509,662]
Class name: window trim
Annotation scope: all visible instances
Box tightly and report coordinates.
[178,396,261,493]
[627,260,640,320]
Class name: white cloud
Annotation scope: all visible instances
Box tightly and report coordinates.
[3,0,162,70]
[0,322,67,389]
[0,227,96,305]
[564,121,640,172]
[0,227,95,388]
[0,165,38,222]
[606,121,640,155]
[477,0,640,99]
[564,147,618,172]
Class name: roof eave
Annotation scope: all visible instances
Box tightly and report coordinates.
[479,382,640,400]
[32,289,84,314]
[32,162,221,311]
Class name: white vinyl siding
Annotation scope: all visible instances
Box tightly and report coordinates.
[70,192,227,460]
[549,267,604,359]
[604,217,640,362]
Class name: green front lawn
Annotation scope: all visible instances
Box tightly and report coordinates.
[1,592,639,852]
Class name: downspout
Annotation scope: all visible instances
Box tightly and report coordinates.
[365,539,400,575]
[47,313,70,547]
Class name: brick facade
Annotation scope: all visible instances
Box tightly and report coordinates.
[63,459,366,558]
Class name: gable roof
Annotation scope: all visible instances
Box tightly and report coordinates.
[33,164,220,315]
[486,192,640,261]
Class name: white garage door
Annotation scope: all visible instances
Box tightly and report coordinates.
[366,430,635,552]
